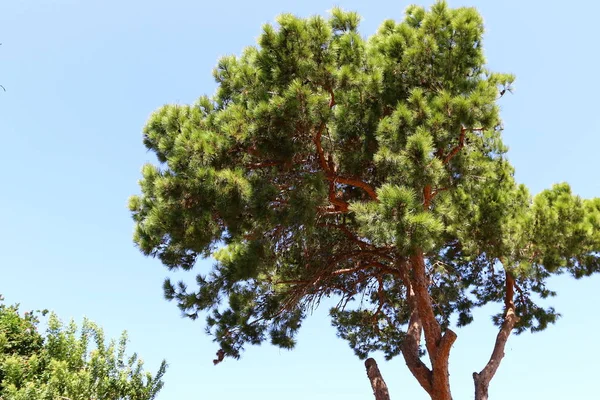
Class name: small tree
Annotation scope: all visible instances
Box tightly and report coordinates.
[0,298,167,400]
[129,2,600,399]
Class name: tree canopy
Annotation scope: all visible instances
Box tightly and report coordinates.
[129,1,600,399]
[0,298,166,400]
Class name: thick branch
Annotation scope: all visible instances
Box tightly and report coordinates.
[430,329,457,400]
[327,86,336,108]
[365,358,391,400]
[313,91,379,204]
[399,264,433,395]
[443,128,466,165]
[473,271,519,400]
[409,252,442,358]
[372,275,386,320]
[402,309,433,395]
[314,123,378,203]
[314,122,330,172]
[433,330,457,370]
[328,174,379,201]
[408,252,456,400]
[442,127,485,165]
[423,185,433,209]
[328,180,350,212]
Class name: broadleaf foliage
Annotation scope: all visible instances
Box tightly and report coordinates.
[0,300,167,400]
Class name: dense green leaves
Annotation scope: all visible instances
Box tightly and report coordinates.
[130,1,600,363]
[0,300,166,400]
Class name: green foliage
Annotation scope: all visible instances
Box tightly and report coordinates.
[130,1,600,362]
[0,299,166,400]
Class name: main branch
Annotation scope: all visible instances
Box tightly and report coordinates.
[408,252,456,400]
[400,277,434,395]
[313,90,379,208]
[365,358,391,400]
[472,271,519,400]
[409,253,442,357]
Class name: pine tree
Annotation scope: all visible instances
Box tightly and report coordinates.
[129,2,600,399]
[0,298,167,400]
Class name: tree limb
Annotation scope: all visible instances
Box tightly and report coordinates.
[402,309,433,395]
[409,252,442,357]
[408,252,455,400]
[442,127,485,165]
[313,90,379,205]
[398,263,434,395]
[431,329,457,399]
[365,358,391,400]
[473,271,519,400]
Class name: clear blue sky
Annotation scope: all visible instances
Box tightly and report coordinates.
[1,0,599,399]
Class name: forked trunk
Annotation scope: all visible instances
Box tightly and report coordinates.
[391,254,456,400]
[366,260,516,400]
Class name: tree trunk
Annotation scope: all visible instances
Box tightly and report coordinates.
[365,358,391,400]
[408,253,456,400]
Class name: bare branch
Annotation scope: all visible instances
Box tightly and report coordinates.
[473,271,520,400]
[365,358,391,400]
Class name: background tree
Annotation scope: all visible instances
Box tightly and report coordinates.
[129,2,600,399]
[0,297,167,400]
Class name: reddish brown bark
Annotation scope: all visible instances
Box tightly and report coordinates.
[404,253,456,400]
[401,306,433,395]
[313,89,379,210]
[442,127,485,165]
[364,125,488,400]
[472,271,519,400]
[430,329,456,400]
[443,128,466,165]
[400,125,498,400]
[314,122,378,206]
[410,254,446,359]
[365,358,391,400]
[423,185,433,209]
